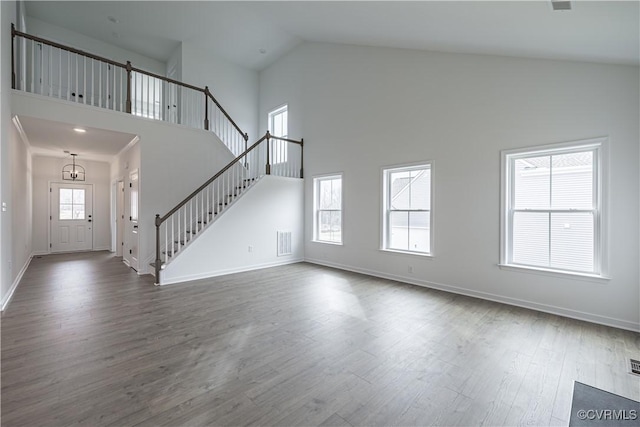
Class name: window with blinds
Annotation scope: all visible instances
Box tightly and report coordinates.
[313,174,343,244]
[501,139,606,276]
[382,163,433,255]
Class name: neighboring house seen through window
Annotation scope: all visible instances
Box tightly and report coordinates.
[501,138,607,277]
[382,163,432,255]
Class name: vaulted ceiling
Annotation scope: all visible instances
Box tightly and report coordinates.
[25,1,640,71]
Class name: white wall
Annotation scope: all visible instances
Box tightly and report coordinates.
[1,0,18,308]
[10,121,32,287]
[161,176,304,285]
[32,156,110,254]
[12,92,236,274]
[166,44,182,82]
[259,42,640,331]
[26,17,165,75]
[181,41,259,142]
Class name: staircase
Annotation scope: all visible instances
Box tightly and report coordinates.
[153,131,303,283]
[11,26,304,284]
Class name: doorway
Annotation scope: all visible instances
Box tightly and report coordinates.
[50,182,93,252]
[123,170,139,271]
[116,180,125,257]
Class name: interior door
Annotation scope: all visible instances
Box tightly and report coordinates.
[165,64,179,124]
[127,170,139,271]
[116,180,125,257]
[50,183,93,252]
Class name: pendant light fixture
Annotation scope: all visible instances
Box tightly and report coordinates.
[62,153,86,181]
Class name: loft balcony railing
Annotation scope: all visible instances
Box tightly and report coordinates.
[11,24,248,156]
[154,131,304,283]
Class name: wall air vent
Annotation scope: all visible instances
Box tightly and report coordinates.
[277,231,292,257]
[551,1,572,11]
[630,359,640,376]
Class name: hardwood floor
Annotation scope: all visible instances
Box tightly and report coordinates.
[2,252,639,426]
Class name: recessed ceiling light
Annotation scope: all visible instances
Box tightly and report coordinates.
[73,128,86,133]
[107,16,119,24]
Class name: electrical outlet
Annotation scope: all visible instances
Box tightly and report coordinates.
[248,245,253,253]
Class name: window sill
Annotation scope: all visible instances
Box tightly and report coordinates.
[498,264,610,283]
[312,240,343,246]
[380,248,434,259]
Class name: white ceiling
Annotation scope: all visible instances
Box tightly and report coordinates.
[16,116,137,162]
[25,1,640,71]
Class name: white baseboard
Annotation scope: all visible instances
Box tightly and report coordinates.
[33,248,113,256]
[2,254,33,311]
[305,258,640,333]
[161,258,304,286]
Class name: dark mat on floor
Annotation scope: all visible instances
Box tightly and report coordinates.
[569,381,640,426]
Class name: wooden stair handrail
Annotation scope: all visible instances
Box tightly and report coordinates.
[158,134,267,224]
[11,28,248,140]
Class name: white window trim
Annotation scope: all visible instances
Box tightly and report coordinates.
[312,172,344,245]
[268,104,289,165]
[381,161,434,257]
[268,104,288,137]
[499,137,609,279]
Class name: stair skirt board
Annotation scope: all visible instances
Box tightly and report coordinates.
[159,258,304,286]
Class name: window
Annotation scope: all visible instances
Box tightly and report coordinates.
[59,188,85,220]
[313,174,342,244]
[501,138,606,276]
[268,105,288,163]
[382,163,432,255]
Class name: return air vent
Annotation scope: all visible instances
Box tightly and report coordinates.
[277,231,292,257]
[630,359,640,376]
[551,1,572,11]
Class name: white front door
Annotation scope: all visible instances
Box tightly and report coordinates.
[50,183,93,252]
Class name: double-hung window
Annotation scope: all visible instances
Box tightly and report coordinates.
[382,163,433,255]
[313,174,342,244]
[501,138,607,277]
[268,105,288,163]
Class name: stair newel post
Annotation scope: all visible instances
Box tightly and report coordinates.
[155,214,161,284]
[11,24,16,89]
[265,131,271,175]
[300,138,304,179]
[204,86,210,130]
[125,61,132,114]
[244,133,249,168]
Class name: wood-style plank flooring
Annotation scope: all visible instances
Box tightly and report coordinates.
[2,252,639,426]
